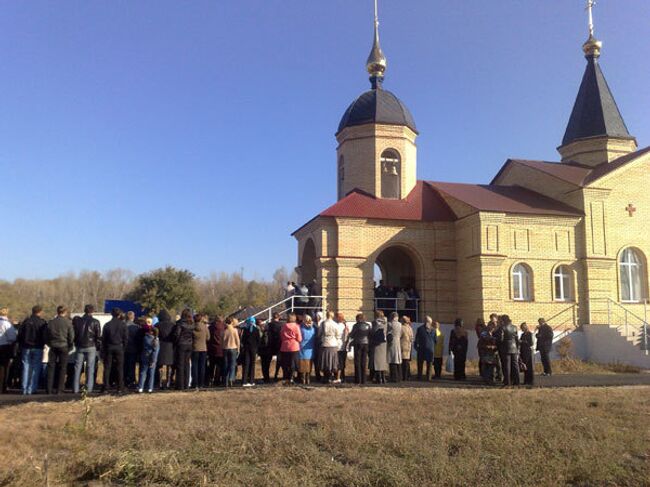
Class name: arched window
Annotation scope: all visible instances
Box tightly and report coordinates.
[337,156,345,199]
[512,263,533,301]
[619,248,645,303]
[553,265,573,301]
[380,149,401,199]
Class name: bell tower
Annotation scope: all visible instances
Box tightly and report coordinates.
[335,0,418,201]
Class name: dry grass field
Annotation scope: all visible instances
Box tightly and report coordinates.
[1,385,649,487]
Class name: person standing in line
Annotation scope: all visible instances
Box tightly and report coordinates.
[319,311,341,384]
[371,310,388,384]
[494,315,520,387]
[348,313,371,385]
[449,319,468,380]
[138,318,159,393]
[298,315,316,385]
[335,313,349,383]
[240,317,261,387]
[18,305,47,395]
[400,316,414,381]
[474,318,487,377]
[266,312,283,382]
[488,313,503,382]
[520,322,535,386]
[207,315,225,386]
[72,304,102,394]
[0,307,18,394]
[191,313,210,390]
[536,318,554,376]
[312,311,324,382]
[101,308,127,394]
[432,321,445,378]
[173,309,195,391]
[478,322,499,385]
[45,306,74,395]
[414,316,436,381]
[257,319,274,384]
[156,310,176,390]
[123,311,140,389]
[279,313,302,385]
[386,312,403,383]
[222,318,240,388]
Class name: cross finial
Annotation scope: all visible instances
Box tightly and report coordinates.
[626,204,637,217]
[366,0,387,88]
[586,0,596,38]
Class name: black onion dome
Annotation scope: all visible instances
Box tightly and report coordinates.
[337,88,417,135]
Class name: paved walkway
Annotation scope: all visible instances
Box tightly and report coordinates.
[1,373,649,407]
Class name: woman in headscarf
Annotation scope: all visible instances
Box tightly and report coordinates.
[370,310,388,384]
[240,317,261,387]
[319,311,340,384]
[191,313,210,389]
[156,310,176,389]
[400,316,414,381]
[298,315,316,384]
[222,318,240,388]
[414,316,436,381]
[138,318,159,393]
[519,322,535,386]
[449,319,468,380]
[386,312,403,383]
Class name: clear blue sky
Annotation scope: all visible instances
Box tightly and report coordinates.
[1,1,648,281]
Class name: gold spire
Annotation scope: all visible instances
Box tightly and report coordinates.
[366,0,387,87]
[582,0,602,58]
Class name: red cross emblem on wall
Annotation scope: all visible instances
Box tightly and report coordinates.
[625,204,637,217]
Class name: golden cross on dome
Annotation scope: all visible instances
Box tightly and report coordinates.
[586,0,596,38]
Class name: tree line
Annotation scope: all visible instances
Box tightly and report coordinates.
[0,266,294,321]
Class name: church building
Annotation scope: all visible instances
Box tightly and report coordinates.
[293,5,649,331]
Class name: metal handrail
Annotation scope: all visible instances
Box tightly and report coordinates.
[234,295,326,323]
[374,297,420,322]
[599,298,650,353]
[546,303,579,332]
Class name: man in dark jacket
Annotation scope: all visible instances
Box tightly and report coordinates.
[46,306,74,394]
[414,318,436,381]
[207,316,225,386]
[267,313,283,381]
[72,304,102,394]
[101,308,127,393]
[18,305,47,395]
[123,311,140,388]
[536,318,554,376]
[494,315,520,386]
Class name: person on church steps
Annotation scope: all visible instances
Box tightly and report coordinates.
[400,316,414,381]
[138,318,159,393]
[191,313,210,389]
[279,313,302,385]
[0,307,18,394]
[335,313,349,383]
[432,321,445,379]
[45,306,74,395]
[386,312,402,383]
[371,310,388,384]
[18,305,47,395]
[319,311,341,384]
[349,313,371,385]
[414,316,436,381]
[519,322,535,386]
[449,319,468,380]
[240,316,260,387]
[100,307,127,394]
[156,310,176,389]
[72,304,101,394]
[494,315,520,387]
[536,318,554,376]
[173,309,194,390]
[223,318,240,388]
[298,315,316,385]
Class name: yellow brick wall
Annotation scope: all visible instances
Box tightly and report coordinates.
[558,136,638,166]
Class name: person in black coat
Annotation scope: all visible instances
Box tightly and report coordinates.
[348,313,371,385]
[536,318,554,376]
[173,309,194,390]
[414,317,436,381]
[519,322,535,386]
[18,305,47,395]
[266,313,283,381]
[494,315,520,387]
[156,310,175,389]
[448,319,468,380]
[240,317,261,386]
[101,307,127,393]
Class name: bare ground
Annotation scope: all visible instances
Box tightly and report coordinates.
[0,385,649,486]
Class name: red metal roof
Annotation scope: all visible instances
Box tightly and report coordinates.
[428,181,583,217]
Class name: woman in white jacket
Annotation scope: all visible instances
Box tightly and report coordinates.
[319,311,342,384]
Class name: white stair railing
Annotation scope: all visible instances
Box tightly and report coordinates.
[232,295,325,323]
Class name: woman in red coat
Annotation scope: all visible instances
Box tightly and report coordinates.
[279,313,302,385]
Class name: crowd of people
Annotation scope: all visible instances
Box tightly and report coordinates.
[0,304,555,396]
[373,281,420,321]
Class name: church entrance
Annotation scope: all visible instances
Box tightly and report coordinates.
[373,246,420,321]
[300,238,317,284]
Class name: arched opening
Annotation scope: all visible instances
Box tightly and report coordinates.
[300,239,317,285]
[374,246,419,320]
[380,149,401,199]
